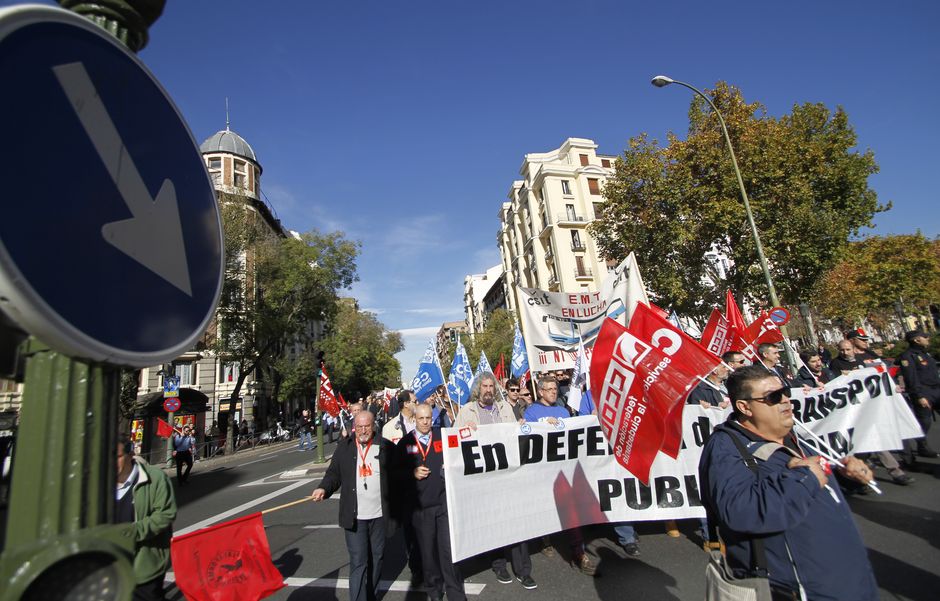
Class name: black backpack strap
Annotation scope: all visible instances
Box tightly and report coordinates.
[710,425,769,577]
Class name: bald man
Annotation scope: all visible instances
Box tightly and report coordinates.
[312,411,396,601]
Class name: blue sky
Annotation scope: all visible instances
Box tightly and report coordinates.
[10,1,939,382]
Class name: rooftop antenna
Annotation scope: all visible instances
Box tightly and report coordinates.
[225,97,230,131]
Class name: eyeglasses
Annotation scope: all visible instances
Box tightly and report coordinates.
[740,387,790,405]
[508,387,519,392]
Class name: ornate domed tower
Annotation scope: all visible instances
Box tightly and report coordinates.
[199,124,262,200]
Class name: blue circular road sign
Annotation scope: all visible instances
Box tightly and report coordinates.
[0,5,223,367]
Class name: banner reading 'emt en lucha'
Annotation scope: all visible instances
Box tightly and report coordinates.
[517,253,648,371]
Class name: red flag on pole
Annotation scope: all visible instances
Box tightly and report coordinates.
[171,512,285,601]
[156,418,174,439]
[589,317,667,485]
[318,366,341,417]
[745,310,784,346]
[628,302,722,458]
[494,354,506,382]
[337,391,349,411]
[699,308,732,358]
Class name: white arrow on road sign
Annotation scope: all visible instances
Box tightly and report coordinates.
[52,61,193,296]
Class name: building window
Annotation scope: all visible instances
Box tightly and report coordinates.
[176,362,195,386]
[566,204,576,221]
[561,180,572,195]
[233,159,247,189]
[601,159,611,168]
[579,154,589,166]
[593,202,603,219]
[575,256,587,277]
[220,362,240,384]
[571,230,584,250]
[588,178,600,195]
[254,167,261,195]
[207,157,222,186]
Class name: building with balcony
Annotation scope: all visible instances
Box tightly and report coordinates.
[464,265,506,335]
[497,138,616,313]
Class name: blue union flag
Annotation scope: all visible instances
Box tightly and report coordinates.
[411,340,444,401]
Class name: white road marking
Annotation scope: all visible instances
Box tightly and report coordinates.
[176,479,313,535]
[164,574,485,595]
[303,524,342,529]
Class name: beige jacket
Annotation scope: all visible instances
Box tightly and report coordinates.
[454,399,517,428]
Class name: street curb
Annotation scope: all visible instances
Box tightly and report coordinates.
[279,456,334,479]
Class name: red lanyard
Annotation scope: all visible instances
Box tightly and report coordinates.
[415,434,432,464]
[357,439,373,468]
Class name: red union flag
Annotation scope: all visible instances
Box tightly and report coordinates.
[590,317,666,485]
[700,308,732,357]
[318,366,341,417]
[745,310,784,346]
[171,512,285,601]
[627,302,723,458]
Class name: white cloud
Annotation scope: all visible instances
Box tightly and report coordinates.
[404,307,460,316]
[397,326,441,338]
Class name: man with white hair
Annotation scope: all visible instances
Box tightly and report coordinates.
[311,411,395,601]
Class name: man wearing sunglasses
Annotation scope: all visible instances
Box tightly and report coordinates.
[503,377,525,420]
[699,365,878,601]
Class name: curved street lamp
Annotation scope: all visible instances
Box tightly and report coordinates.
[651,75,795,367]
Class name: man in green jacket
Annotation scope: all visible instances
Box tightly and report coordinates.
[116,438,178,601]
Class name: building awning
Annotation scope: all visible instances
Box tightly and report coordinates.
[133,388,210,418]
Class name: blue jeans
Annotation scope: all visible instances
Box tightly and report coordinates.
[298,431,313,450]
[614,523,637,545]
[345,517,386,601]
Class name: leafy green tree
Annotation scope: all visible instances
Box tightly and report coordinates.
[319,301,404,399]
[467,309,515,373]
[591,82,885,319]
[813,234,940,327]
[214,200,359,452]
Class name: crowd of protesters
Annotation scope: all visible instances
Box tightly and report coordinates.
[309,325,938,601]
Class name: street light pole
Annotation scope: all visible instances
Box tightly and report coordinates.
[651,75,796,368]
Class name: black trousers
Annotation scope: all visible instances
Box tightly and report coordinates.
[175,450,193,483]
[133,575,166,601]
[904,387,940,457]
[491,540,531,579]
[412,505,466,601]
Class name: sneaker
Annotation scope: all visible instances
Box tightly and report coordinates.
[621,542,641,558]
[573,553,597,576]
[493,566,512,584]
[517,575,537,590]
[665,519,680,538]
[541,545,556,558]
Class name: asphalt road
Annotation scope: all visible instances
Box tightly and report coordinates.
[164,429,940,601]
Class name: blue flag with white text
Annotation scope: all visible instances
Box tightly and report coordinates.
[447,340,474,405]
[511,324,529,378]
[411,340,445,401]
[474,350,494,382]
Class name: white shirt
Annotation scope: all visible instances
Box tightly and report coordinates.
[355,438,382,520]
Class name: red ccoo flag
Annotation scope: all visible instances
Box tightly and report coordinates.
[699,308,732,358]
[745,310,784,346]
[156,418,174,439]
[171,512,284,601]
[590,317,667,485]
[318,366,341,417]
[628,302,723,458]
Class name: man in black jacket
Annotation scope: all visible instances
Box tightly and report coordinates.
[311,411,395,601]
[397,404,466,601]
[793,351,837,388]
[898,330,940,458]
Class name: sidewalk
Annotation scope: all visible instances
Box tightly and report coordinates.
[158,436,337,476]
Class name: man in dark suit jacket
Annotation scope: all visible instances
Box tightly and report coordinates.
[396,404,466,601]
[311,411,396,601]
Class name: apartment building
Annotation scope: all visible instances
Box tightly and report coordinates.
[463,264,505,335]
[497,138,617,313]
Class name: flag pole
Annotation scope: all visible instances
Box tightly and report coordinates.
[261,497,316,515]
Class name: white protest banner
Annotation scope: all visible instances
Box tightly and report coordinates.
[788,367,922,455]
[518,253,648,371]
[443,406,727,561]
